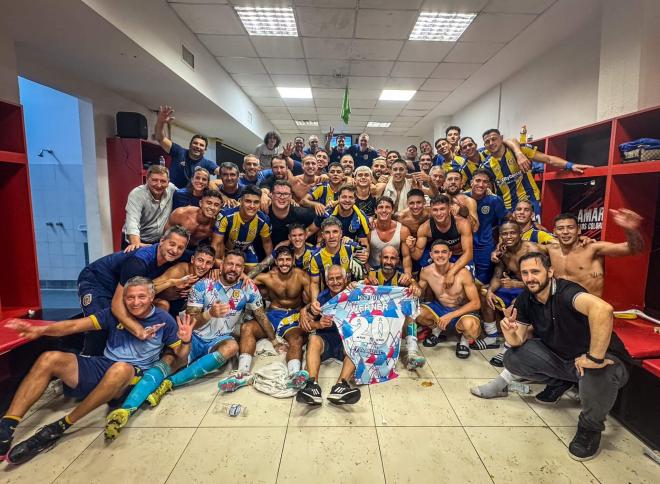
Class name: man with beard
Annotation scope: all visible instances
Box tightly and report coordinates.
[371,156,390,182]
[459,136,487,167]
[514,200,555,243]
[481,252,630,461]
[212,185,273,269]
[340,154,355,176]
[172,167,210,210]
[228,246,310,390]
[2,277,191,463]
[258,155,289,192]
[445,169,479,231]
[302,162,346,216]
[416,241,482,358]
[367,196,414,277]
[165,189,223,248]
[78,226,190,355]
[304,135,321,156]
[347,132,379,168]
[297,265,361,405]
[290,155,326,203]
[395,189,430,238]
[239,155,271,187]
[154,105,218,188]
[152,245,217,315]
[325,128,348,164]
[404,144,419,172]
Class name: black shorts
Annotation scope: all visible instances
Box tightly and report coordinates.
[64,355,141,400]
[317,331,345,362]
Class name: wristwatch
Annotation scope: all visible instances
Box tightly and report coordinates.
[586,353,604,364]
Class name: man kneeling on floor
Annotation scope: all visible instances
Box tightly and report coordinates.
[475,252,629,461]
[0,276,190,464]
[297,265,361,405]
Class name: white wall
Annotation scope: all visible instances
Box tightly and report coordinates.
[446,87,501,142]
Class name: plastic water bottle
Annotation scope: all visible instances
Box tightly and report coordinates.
[221,403,248,417]
[158,155,165,166]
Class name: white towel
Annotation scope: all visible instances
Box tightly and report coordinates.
[253,361,297,398]
[382,177,412,212]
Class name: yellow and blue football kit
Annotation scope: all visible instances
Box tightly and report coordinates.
[481,146,540,211]
[215,207,271,266]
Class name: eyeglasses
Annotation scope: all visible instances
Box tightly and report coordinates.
[272,192,291,198]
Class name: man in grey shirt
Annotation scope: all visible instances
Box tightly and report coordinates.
[253,131,281,169]
[122,165,177,252]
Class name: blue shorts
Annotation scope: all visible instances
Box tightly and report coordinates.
[238,245,259,267]
[419,251,475,277]
[473,245,495,285]
[268,309,300,337]
[77,268,112,316]
[189,333,234,363]
[492,287,523,310]
[421,301,479,332]
[64,355,141,400]
[316,330,344,362]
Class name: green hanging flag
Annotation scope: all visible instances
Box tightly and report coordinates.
[341,86,351,124]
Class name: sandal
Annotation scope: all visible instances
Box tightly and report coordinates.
[455,342,470,359]
[423,333,447,347]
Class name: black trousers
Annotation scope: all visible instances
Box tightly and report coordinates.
[504,339,629,432]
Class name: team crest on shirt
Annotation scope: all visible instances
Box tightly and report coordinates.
[116,323,125,330]
[481,206,490,215]
[82,293,92,306]
[232,290,242,299]
[340,256,349,265]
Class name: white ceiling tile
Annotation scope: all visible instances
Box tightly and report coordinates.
[312,88,345,99]
[218,57,266,74]
[350,99,377,108]
[314,98,341,107]
[271,74,310,87]
[355,10,418,40]
[391,119,419,128]
[373,103,404,111]
[306,59,350,76]
[349,108,376,116]
[445,42,505,63]
[243,86,280,97]
[358,0,423,8]
[384,78,425,89]
[461,13,536,43]
[295,0,356,7]
[348,76,387,89]
[310,75,347,88]
[350,40,404,61]
[253,97,286,107]
[317,107,342,114]
[385,127,409,133]
[420,0,489,11]
[201,35,256,56]
[251,37,304,58]
[430,62,482,79]
[259,106,290,115]
[171,1,228,3]
[283,98,315,107]
[170,4,244,34]
[230,0,291,5]
[390,62,438,78]
[398,41,455,62]
[346,115,371,122]
[484,0,555,14]
[349,61,394,76]
[406,101,438,110]
[232,74,274,86]
[271,119,295,125]
[303,38,352,59]
[296,7,355,37]
[420,78,463,90]
[288,108,318,115]
[401,109,430,116]
[349,89,381,100]
[262,58,308,75]
[413,90,450,101]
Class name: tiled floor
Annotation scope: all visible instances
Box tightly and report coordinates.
[2,341,658,484]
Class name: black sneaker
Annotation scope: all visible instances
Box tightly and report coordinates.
[0,436,11,461]
[422,333,446,347]
[568,427,601,461]
[534,381,574,405]
[7,422,65,465]
[296,379,322,405]
[327,379,361,405]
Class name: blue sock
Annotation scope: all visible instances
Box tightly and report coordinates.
[121,361,170,412]
[170,352,226,387]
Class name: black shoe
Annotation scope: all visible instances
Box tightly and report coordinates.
[7,422,65,465]
[327,379,361,405]
[0,435,11,462]
[568,427,601,461]
[490,352,504,367]
[534,381,574,405]
[423,333,446,347]
[455,342,470,359]
[296,379,322,405]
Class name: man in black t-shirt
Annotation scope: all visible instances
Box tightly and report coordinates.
[478,252,629,461]
[268,180,315,247]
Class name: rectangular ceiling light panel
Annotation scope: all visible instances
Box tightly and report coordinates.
[409,12,477,41]
[295,120,319,127]
[277,87,313,99]
[379,90,416,101]
[367,121,391,128]
[235,7,298,37]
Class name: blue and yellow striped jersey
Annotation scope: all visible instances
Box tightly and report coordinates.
[461,158,480,188]
[368,268,403,286]
[328,204,370,240]
[308,245,357,283]
[294,243,317,270]
[522,226,555,244]
[481,146,540,209]
[309,183,338,206]
[214,207,271,250]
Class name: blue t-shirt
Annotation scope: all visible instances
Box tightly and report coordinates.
[239,169,272,188]
[468,193,507,248]
[91,306,180,369]
[172,187,201,210]
[329,147,349,165]
[347,145,379,168]
[169,142,218,189]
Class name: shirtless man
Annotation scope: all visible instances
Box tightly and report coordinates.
[340,154,355,176]
[290,155,326,203]
[222,246,310,390]
[470,222,540,365]
[165,189,223,247]
[513,200,554,243]
[416,240,482,358]
[301,162,345,216]
[152,245,216,315]
[444,169,479,231]
[395,189,430,237]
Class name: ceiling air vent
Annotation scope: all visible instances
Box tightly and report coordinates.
[182,45,195,69]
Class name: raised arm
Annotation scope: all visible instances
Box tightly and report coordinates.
[593,209,644,257]
[154,105,174,153]
[5,316,97,340]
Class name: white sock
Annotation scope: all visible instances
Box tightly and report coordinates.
[406,335,418,352]
[431,327,442,337]
[500,369,515,384]
[460,335,469,347]
[502,342,511,352]
[483,321,498,335]
[287,359,301,375]
[238,353,252,373]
